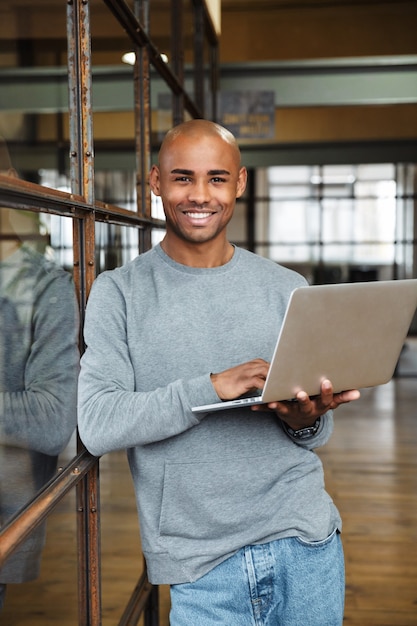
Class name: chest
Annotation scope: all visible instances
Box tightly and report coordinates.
[124,271,287,387]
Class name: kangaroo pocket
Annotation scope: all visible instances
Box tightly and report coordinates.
[159,452,331,561]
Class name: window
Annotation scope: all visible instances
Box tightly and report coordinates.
[265,163,414,282]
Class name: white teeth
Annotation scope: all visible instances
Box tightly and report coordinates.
[186,212,211,219]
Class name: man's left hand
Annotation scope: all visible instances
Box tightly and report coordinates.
[251,378,360,431]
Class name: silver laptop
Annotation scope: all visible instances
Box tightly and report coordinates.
[192,279,417,413]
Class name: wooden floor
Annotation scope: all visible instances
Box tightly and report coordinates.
[2,340,417,626]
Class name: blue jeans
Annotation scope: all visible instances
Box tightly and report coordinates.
[170,531,344,626]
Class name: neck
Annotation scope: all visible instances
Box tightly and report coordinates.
[160,237,234,268]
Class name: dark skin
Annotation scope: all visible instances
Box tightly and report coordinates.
[150,119,360,431]
[211,359,360,430]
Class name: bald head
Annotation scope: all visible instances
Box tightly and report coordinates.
[149,118,247,265]
[158,119,241,168]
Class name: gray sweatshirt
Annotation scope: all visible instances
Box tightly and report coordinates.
[78,244,341,584]
[0,245,79,583]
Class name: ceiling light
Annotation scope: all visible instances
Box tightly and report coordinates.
[122,52,169,65]
[122,52,136,65]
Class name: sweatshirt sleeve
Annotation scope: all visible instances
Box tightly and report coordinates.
[77,273,220,457]
[280,411,334,450]
[0,271,79,456]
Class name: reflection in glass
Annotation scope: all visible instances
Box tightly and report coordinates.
[0,3,67,71]
[95,222,140,274]
[0,141,79,610]
[0,489,78,624]
[151,192,166,248]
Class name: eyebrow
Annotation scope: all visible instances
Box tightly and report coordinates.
[170,168,231,176]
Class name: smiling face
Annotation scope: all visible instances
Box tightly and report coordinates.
[149,120,247,265]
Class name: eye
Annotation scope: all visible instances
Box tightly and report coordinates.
[210,176,226,184]
[174,175,192,183]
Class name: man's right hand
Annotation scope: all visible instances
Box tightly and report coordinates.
[210,358,270,400]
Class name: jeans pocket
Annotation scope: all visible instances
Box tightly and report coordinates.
[295,527,339,549]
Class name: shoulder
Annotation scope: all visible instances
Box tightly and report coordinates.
[19,245,74,293]
[235,247,307,287]
[94,247,154,281]
[88,247,159,305]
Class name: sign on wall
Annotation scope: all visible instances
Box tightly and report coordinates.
[219,91,275,139]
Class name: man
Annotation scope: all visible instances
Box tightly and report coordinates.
[0,144,79,610]
[78,119,360,625]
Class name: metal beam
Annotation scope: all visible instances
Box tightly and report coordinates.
[1,56,416,114]
[0,449,96,568]
[220,57,417,107]
[238,138,417,167]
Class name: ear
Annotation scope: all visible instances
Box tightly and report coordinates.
[149,165,161,196]
[236,166,247,199]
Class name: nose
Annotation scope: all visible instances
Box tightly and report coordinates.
[188,179,210,205]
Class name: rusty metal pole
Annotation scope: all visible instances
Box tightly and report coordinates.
[171,0,184,127]
[67,0,101,624]
[193,0,205,118]
[134,0,152,254]
[209,40,219,123]
[0,451,97,569]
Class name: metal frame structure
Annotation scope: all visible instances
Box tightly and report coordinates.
[0,1,219,624]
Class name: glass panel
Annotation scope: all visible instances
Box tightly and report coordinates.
[270,184,312,200]
[0,489,78,623]
[0,206,79,526]
[0,3,67,70]
[0,1,81,609]
[319,182,354,198]
[322,198,355,243]
[356,163,395,181]
[90,3,137,203]
[1,450,164,624]
[95,170,137,212]
[201,20,215,120]
[182,2,195,67]
[267,167,321,264]
[348,242,396,267]
[396,164,415,278]
[268,165,313,184]
[309,165,355,200]
[0,4,68,190]
[354,195,396,244]
[265,163,402,270]
[100,450,147,624]
[321,164,356,181]
[151,192,166,248]
[150,0,173,68]
[269,242,318,264]
[95,222,140,274]
[268,198,320,263]
[154,89,175,143]
[229,199,247,246]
